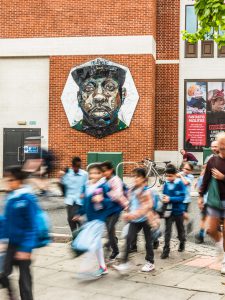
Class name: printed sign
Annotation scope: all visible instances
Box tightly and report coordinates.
[24,146,39,154]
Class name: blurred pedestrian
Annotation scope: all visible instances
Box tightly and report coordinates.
[204,140,219,164]
[161,165,186,259]
[101,161,128,261]
[0,166,37,300]
[177,162,194,234]
[62,157,87,232]
[199,132,225,274]
[73,164,122,278]
[113,168,155,273]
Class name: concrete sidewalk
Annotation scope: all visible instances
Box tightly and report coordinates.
[1,240,225,300]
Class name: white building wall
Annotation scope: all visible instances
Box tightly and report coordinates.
[179,0,225,166]
[0,57,49,176]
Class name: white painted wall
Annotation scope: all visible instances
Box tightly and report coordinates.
[179,0,225,165]
[0,36,156,59]
[0,58,49,176]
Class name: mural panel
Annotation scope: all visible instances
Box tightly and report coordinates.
[61,58,139,138]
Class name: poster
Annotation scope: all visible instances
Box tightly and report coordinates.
[207,82,225,145]
[185,82,207,150]
[184,81,225,151]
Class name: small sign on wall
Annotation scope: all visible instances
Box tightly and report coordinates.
[29,121,37,125]
[24,146,39,154]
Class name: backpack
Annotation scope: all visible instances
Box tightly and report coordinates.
[34,201,51,248]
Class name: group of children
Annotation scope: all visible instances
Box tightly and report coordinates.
[68,160,196,277]
[0,158,197,299]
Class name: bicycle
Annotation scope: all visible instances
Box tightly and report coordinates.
[142,159,171,188]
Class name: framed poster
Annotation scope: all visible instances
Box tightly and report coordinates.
[184,80,225,151]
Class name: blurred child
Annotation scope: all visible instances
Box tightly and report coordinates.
[177,162,194,234]
[195,165,208,244]
[0,166,37,300]
[101,161,127,261]
[161,164,186,259]
[73,164,122,278]
[113,168,155,273]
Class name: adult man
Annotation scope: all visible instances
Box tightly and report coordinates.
[61,157,87,232]
[199,132,225,274]
[180,149,198,166]
[204,140,219,164]
[71,58,127,138]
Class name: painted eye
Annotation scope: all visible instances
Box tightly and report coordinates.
[83,83,95,92]
[104,82,116,92]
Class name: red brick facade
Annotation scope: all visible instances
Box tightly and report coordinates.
[155,64,179,150]
[49,55,155,170]
[156,0,180,60]
[1,0,156,38]
[1,0,181,170]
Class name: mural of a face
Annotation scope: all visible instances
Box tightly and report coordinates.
[61,58,139,138]
[78,76,124,128]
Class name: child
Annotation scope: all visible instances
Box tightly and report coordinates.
[161,164,186,259]
[101,161,127,261]
[73,164,121,278]
[177,162,194,234]
[195,165,208,244]
[113,168,155,273]
[0,166,37,300]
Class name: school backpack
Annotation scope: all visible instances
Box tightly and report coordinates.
[34,200,51,248]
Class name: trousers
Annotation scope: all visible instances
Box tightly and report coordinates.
[124,221,154,263]
[0,244,33,300]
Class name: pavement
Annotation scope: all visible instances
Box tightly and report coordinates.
[0,239,224,300]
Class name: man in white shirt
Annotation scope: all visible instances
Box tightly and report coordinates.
[62,157,87,232]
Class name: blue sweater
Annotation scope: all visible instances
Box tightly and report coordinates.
[80,181,122,222]
[3,187,38,253]
[163,179,186,216]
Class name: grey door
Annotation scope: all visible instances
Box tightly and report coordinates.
[3,128,41,171]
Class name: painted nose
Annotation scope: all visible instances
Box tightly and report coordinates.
[94,94,105,106]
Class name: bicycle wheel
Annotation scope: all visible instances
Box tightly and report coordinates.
[148,168,157,188]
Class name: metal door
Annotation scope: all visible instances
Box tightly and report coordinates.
[3,128,41,171]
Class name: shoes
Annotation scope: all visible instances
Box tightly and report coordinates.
[93,267,108,277]
[221,261,225,275]
[178,242,185,252]
[153,240,160,250]
[195,234,204,244]
[141,261,155,272]
[109,252,119,261]
[161,250,169,259]
[113,262,131,274]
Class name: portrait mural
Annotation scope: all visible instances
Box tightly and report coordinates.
[61,58,139,138]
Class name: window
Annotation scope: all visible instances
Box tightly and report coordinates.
[201,28,214,58]
[185,6,198,58]
[218,29,225,57]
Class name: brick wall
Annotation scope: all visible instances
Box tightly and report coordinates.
[49,55,155,172]
[1,0,156,38]
[155,64,179,150]
[156,0,180,60]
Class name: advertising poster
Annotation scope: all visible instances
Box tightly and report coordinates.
[207,82,225,145]
[185,81,225,151]
[185,82,207,150]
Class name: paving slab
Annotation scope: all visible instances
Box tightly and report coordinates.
[127,269,193,286]
[189,292,223,300]
[177,273,225,294]
[125,284,195,300]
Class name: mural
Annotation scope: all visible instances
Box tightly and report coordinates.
[61,58,139,138]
